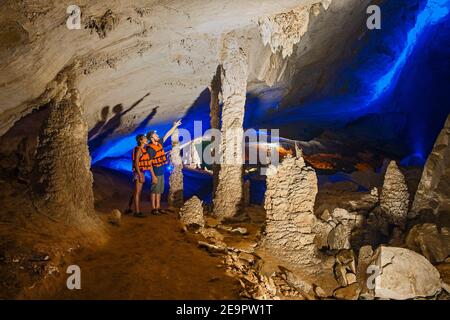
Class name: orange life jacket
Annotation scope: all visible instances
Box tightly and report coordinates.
[132,146,152,171]
[147,142,168,167]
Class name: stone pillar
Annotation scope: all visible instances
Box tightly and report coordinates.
[213,33,249,219]
[209,65,222,196]
[32,75,95,225]
[169,128,183,207]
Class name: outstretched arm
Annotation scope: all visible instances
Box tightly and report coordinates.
[162,119,182,143]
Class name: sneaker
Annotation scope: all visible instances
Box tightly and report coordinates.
[124,208,133,215]
[134,212,146,218]
[152,209,162,216]
[158,209,168,215]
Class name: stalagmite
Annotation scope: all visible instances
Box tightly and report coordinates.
[179,196,205,228]
[411,115,450,217]
[261,153,323,268]
[380,161,409,227]
[169,128,183,207]
[213,33,248,219]
[32,69,95,226]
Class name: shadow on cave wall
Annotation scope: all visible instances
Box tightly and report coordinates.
[88,92,151,152]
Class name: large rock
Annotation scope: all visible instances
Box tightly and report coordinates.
[405,223,450,264]
[370,246,442,300]
[411,115,450,217]
[380,161,410,227]
[262,153,323,267]
[179,196,205,228]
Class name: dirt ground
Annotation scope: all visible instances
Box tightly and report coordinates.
[1,168,241,300]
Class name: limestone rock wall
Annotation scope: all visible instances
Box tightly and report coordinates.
[258,1,332,58]
[0,0,366,141]
[411,115,450,217]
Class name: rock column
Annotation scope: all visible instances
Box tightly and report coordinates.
[32,73,95,225]
[169,128,183,207]
[213,33,249,219]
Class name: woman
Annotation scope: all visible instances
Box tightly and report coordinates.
[126,134,151,217]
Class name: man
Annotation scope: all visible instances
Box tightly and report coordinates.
[127,134,151,218]
[147,119,182,215]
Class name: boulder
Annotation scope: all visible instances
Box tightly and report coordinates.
[405,223,449,264]
[370,246,442,300]
[380,161,409,227]
[179,196,204,228]
[108,209,121,226]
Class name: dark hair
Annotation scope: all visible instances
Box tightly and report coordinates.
[146,130,156,139]
[135,134,145,145]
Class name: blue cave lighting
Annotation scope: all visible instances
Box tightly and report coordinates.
[370,0,450,102]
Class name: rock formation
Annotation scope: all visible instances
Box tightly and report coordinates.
[258,1,333,58]
[368,246,442,300]
[31,69,95,226]
[169,128,183,207]
[380,161,409,227]
[213,33,248,219]
[262,153,323,267]
[179,196,205,228]
[406,223,450,264]
[411,115,450,217]
[209,66,222,196]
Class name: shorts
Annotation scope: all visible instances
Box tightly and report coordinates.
[133,171,142,182]
[151,174,164,194]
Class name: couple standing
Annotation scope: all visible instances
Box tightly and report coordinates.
[128,119,182,217]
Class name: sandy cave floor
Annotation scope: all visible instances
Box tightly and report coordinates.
[34,168,246,299]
